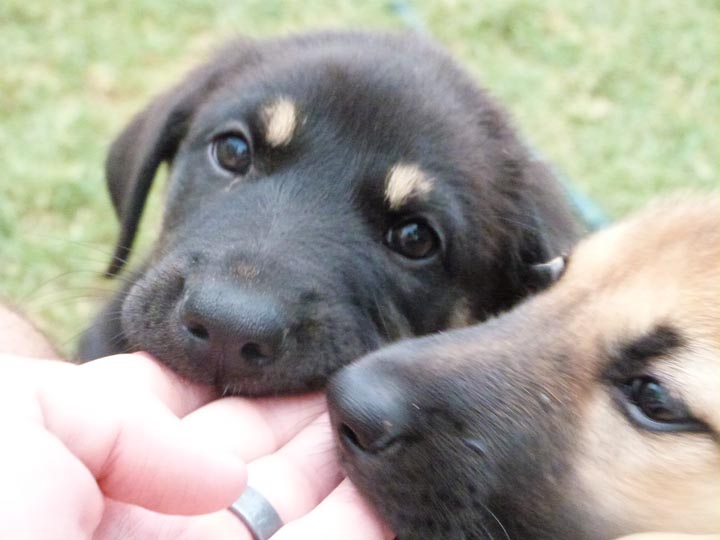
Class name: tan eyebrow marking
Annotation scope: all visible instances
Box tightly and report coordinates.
[447,297,475,329]
[234,263,259,281]
[385,163,434,209]
[261,97,297,147]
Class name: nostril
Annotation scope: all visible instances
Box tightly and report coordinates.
[184,320,210,341]
[340,423,364,450]
[338,420,405,454]
[328,366,419,455]
[240,341,274,366]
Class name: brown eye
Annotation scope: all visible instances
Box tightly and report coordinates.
[386,219,440,260]
[618,377,708,433]
[212,134,251,174]
[634,379,680,422]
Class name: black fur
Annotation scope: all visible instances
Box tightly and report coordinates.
[78,31,580,395]
[327,297,593,539]
[618,323,683,363]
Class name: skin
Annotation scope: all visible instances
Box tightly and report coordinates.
[0,305,391,540]
[0,303,60,358]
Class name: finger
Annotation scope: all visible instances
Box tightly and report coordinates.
[0,421,103,539]
[270,478,394,540]
[37,369,246,515]
[2,353,214,418]
[92,397,327,540]
[93,500,247,540]
[0,354,73,391]
[181,393,326,462]
[244,412,342,524]
[0,356,73,424]
[77,353,215,416]
[91,414,360,540]
[1,352,215,416]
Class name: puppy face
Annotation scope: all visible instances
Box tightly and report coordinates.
[79,32,579,395]
[329,196,720,538]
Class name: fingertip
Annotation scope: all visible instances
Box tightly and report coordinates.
[177,448,249,514]
[267,479,394,540]
[94,403,249,515]
[77,353,214,415]
[101,443,248,515]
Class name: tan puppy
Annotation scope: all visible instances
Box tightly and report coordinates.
[329,195,720,539]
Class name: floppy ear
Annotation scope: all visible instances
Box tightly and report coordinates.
[104,39,259,277]
[494,199,553,298]
[488,158,583,312]
[521,155,584,267]
[104,74,217,276]
[527,255,567,290]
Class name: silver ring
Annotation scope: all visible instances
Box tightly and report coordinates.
[228,486,284,540]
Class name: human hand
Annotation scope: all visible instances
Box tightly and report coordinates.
[0,353,245,539]
[92,364,393,540]
[0,353,392,540]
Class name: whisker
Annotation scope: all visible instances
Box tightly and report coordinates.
[23,234,117,257]
[474,500,509,540]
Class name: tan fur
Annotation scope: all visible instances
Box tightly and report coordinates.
[261,97,297,147]
[557,196,720,535]
[234,263,259,281]
[384,163,433,209]
[447,297,475,329]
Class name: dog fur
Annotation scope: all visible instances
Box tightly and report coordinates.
[78,31,580,395]
[329,195,720,538]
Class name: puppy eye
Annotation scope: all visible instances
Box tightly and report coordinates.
[385,218,440,260]
[617,377,708,433]
[212,133,252,175]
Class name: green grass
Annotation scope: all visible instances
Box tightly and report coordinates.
[1,0,718,354]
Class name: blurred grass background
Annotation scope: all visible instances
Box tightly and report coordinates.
[1,0,718,354]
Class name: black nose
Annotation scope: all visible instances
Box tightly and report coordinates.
[327,362,415,454]
[179,282,285,368]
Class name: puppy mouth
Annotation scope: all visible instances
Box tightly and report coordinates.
[343,462,496,540]
[146,326,382,396]
[327,370,507,539]
[340,452,510,540]
[121,274,389,394]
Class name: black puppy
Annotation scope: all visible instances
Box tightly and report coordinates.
[79,31,580,395]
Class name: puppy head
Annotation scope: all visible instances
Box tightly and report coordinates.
[101,32,580,395]
[328,195,720,538]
